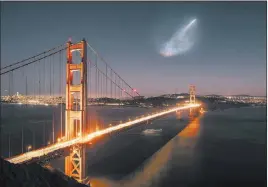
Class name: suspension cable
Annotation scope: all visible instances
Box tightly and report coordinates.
[38,60,41,100]
[44,56,46,95]
[87,42,140,96]
[92,64,134,98]
[1,47,67,75]
[59,50,63,138]
[1,44,66,70]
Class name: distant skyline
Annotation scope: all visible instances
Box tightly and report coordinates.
[1,2,267,96]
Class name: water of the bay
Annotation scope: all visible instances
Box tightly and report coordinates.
[1,104,266,187]
[82,107,266,187]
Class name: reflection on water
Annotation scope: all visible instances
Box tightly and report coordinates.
[89,114,201,187]
[176,116,200,148]
[179,116,200,138]
[49,107,266,187]
[87,177,116,187]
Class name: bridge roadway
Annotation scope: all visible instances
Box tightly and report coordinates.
[6,104,200,164]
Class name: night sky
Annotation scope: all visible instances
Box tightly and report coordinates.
[1,2,266,96]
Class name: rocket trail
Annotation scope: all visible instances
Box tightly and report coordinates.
[160,18,197,57]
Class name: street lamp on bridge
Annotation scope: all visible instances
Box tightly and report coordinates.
[27,145,32,152]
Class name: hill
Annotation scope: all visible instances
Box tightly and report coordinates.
[0,158,88,187]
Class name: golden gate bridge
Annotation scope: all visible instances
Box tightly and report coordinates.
[0,38,200,183]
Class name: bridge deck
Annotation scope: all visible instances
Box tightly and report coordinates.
[6,104,200,164]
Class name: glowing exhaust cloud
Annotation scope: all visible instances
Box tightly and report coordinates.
[160,18,197,57]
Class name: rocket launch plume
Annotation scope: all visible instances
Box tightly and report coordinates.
[160,18,197,57]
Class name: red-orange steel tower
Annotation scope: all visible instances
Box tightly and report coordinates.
[65,39,87,182]
[189,85,196,104]
[189,85,196,121]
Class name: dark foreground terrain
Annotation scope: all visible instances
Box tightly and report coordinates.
[0,158,88,187]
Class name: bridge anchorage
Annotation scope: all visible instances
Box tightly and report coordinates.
[65,39,87,182]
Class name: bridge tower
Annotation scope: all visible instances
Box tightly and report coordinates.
[189,85,196,121]
[189,85,196,104]
[65,39,87,182]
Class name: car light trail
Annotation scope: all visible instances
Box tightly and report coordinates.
[7,104,200,164]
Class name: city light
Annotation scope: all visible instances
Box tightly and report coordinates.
[1,94,63,106]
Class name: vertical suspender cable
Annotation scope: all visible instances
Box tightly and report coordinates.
[21,125,23,153]
[110,69,112,98]
[61,50,64,138]
[26,75,28,106]
[38,60,41,101]
[114,72,116,99]
[100,72,102,99]
[95,55,98,100]
[44,57,46,96]
[50,55,54,142]
[11,71,14,117]
[98,65,100,100]
[59,51,63,138]
[50,55,51,96]
[33,59,36,101]
[43,122,45,146]
[89,58,91,133]
[52,55,54,105]
[52,111,55,143]
[89,58,91,99]
[119,79,121,99]
[96,56,99,99]
[106,64,107,98]
[52,54,55,138]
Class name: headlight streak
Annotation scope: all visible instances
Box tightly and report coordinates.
[7,104,200,164]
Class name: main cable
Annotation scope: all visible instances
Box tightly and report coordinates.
[1,44,65,70]
[1,47,67,75]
